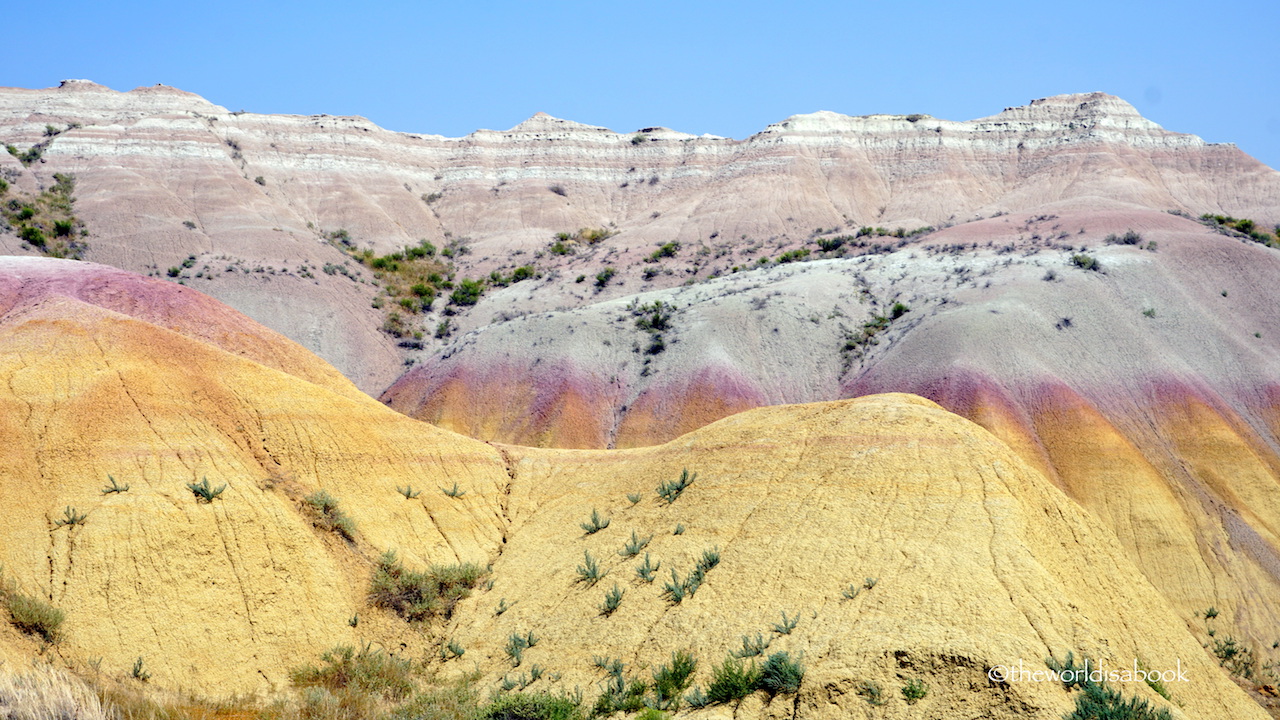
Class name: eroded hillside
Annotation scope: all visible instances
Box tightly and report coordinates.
[0,258,1272,718]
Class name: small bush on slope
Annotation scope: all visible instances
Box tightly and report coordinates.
[369,551,484,621]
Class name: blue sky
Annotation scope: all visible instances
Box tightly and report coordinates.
[10,0,1280,169]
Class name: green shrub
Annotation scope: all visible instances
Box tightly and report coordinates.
[656,469,695,505]
[647,242,680,262]
[732,633,769,658]
[1063,681,1171,720]
[505,633,532,667]
[304,490,356,541]
[580,509,610,535]
[187,477,226,503]
[706,657,759,704]
[594,267,616,289]
[599,583,624,617]
[478,691,584,720]
[619,530,651,558]
[441,482,466,498]
[131,656,151,682]
[449,278,485,306]
[651,650,697,710]
[1071,253,1101,271]
[576,551,605,586]
[635,553,660,583]
[368,550,483,621]
[19,226,46,247]
[856,680,885,706]
[1105,229,1143,245]
[592,666,648,716]
[52,506,87,527]
[758,652,804,696]
[290,643,415,701]
[771,610,798,635]
[4,590,65,643]
[900,677,927,704]
[101,475,130,494]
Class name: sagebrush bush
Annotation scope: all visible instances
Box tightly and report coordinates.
[5,592,65,643]
[758,652,804,696]
[706,657,759,704]
[368,551,483,621]
[289,643,415,701]
[651,651,697,710]
[304,491,356,541]
[477,691,584,720]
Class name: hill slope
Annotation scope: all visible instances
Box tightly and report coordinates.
[1,83,1277,390]
[0,259,1270,719]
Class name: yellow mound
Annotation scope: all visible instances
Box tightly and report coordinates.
[0,287,1267,717]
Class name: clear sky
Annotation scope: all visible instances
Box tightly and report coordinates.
[9,0,1279,169]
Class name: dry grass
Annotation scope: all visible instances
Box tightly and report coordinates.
[0,663,109,720]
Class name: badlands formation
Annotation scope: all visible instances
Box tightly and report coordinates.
[1,80,1280,718]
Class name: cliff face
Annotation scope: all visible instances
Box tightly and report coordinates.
[1,82,1277,391]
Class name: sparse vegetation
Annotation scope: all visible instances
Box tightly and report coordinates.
[661,548,720,603]
[650,651,697,711]
[53,506,87,527]
[368,550,484,621]
[732,633,770,658]
[706,657,760,704]
[1200,213,1280,248]
[1071,253,1102,272]
[594,267,616,289]
[580,508,610,535]
[1,172,87,259]
[635,553,660,583]
[290,642,415,701]
[900,677,927,704]
[397,485,422,499]
[187,477,226,503]
[840,304,908,369]
[771,610,799,635]
[599,583,624,616]
[131,657,151,682]
[656,468,695,504]
[303,490,356,541]
[1104,229,1144,245]
[1,574,65,643]
[758,652,804,696]
[856,680,886,706]
[619,530,651,557]
[646,242,680,262]
[1047,653,1173,720]
[101,475,130,494]
[441,482,466,498]
[576,550,605,586]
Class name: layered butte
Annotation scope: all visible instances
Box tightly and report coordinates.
[0,259,1269,718]
[1,82,1277,389]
